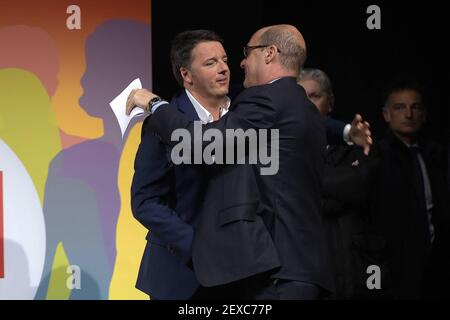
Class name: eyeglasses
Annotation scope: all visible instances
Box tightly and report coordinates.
[243,44,281,58]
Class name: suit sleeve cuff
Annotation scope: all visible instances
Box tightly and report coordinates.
[343,123,354,145]
[151,101,169,113]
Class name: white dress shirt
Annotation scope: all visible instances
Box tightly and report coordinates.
[185,89,230,123]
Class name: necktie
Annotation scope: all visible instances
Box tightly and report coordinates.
[410,146,426,212]
[410,145,434,243]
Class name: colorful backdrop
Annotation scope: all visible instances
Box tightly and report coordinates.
[0,0,151,299]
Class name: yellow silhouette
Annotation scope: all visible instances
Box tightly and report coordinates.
[0,68,61,204]
[109,122,148,299]
[45,242,71,300]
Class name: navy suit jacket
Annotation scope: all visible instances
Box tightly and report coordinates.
[230,82,346,145]
[131,90,206,299]
[325,117,346,145]
[148,78,334,292]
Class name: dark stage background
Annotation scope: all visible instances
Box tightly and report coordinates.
[152,1,449,145]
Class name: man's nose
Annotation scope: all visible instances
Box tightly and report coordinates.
[405,107,413,118]
[218,60,229,73]
[240,59,246,69]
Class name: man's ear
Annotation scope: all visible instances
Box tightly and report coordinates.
[382,107,390,123]
[265,45,278,64]
[328,94,335,114]
[418,108,427,127]
[180,67,192,85]
[421,108,427,121]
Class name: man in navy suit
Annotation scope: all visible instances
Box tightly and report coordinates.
[131,30,231,299]
[130,26,372,299]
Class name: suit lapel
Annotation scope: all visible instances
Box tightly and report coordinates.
[385,131,417,190]
[171,90,200,121]
[164,91,200,164]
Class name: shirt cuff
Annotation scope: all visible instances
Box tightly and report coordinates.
[151,101,169,113]
[343,124,354,145]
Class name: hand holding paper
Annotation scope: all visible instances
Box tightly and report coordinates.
[109,78,145,138]
[126,88,159,115]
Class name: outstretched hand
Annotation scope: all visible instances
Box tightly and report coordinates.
[349,113,372,156]
[126,88,157,115]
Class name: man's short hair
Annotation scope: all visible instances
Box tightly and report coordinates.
[259,26,307,73]
[170,29,224,87]
[298,68,334,98]
[382,75,426,109]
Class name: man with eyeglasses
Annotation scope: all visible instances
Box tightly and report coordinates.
[243,44,281,58]
[127,24,372,299]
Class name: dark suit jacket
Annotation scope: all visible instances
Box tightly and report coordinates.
[148,77,334,292]
[324,117,346,146]
[372,130,450,298]
[131,91,206,299]
[322,145,392,299]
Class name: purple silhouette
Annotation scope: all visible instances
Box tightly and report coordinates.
[38,19,151,299]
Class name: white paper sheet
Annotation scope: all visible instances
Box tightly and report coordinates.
[109,78,145,137]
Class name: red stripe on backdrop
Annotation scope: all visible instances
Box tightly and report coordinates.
[0,171,4,278]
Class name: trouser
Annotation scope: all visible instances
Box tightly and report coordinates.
[253,278,320,300]
[190,271,321,300]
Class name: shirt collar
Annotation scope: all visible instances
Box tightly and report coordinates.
[185,89,230,123]
[268,77,282,84]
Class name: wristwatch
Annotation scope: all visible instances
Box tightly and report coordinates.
[148,96,163,111]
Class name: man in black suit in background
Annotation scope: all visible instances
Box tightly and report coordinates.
[298,68,390,299]
[127,24,372,299]
[374,77,450,299]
